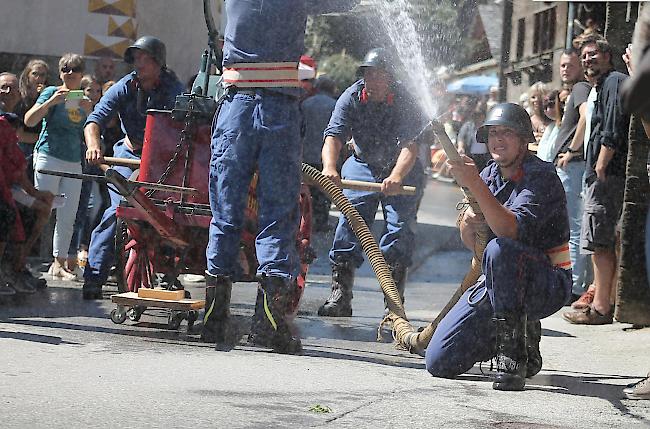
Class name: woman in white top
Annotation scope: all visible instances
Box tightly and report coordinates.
[536,90,562,163]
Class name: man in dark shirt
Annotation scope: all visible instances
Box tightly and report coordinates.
[83,36,184,299]
[563,35,630,325]
[554,49,594,301]
[301,76,337,232]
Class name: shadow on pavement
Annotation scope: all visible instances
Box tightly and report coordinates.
[526,370,647,421]
[0,330,82,345]
[541,327,575,338]
[6,317,206,344]
[301,344,423,370]
[0,283,112,320]
[454,367,646,421]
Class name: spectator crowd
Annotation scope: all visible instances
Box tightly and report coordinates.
[0,54,120,295]
[0,17,648,399]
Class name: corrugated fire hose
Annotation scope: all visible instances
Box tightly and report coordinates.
[303,120,491,356]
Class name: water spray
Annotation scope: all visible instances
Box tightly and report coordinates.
[386,119,491,354]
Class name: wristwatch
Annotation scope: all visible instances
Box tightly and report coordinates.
[568,148,581,154]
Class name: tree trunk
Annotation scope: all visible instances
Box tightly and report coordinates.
[615,115,650,325]
[604,2,638,73]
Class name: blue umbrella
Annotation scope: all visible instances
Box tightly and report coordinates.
[446,75,498,95]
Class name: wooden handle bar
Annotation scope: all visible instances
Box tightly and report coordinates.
[100,159,416,195]
[340,179,416,196]
[102,157,142,168]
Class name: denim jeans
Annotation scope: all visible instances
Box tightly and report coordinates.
[329,156,424,268]
[83,141,137,284]
[556,162,593,295]
[206,91,301,280]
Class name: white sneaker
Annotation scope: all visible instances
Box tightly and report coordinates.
[48,262,78,281]
[183,274,205,283]
[624,376,650,400]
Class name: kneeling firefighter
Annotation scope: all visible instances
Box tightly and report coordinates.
[425,103,572,391]
[318,48,425,317]
[201,1,360,353]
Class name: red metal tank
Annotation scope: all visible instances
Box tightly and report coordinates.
[139,110,211,205]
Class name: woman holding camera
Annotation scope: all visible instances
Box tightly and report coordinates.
[24,53,92,280]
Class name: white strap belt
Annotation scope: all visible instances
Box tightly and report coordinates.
[545,242,571,270]
[222,62,300,88]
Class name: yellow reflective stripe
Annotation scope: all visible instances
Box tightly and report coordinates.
[262,290,278,331]
[203,295,215,324]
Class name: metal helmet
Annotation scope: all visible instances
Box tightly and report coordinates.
[358,48,389,74]
[475,103,535,144]
[124,36,166,67]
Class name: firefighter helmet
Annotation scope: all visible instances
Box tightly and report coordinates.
[124,36,167,67]
[358,48,389,74]
[476,103,535,144]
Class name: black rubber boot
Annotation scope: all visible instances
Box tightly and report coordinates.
[317,261,355,317]
[384,262,407,313]
[82,280,102,300]
[492,314,528,391]
[248,276,302,354]
[525,319,542,378]
[249,288,272,345]
[2,268,35,295]
[200,274,232,343]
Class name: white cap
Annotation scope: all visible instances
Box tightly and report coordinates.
[298,62,316,81]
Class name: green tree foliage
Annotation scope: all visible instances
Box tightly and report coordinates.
[304,1,483,71]
[318,52,360,95]
[405,0,482,67]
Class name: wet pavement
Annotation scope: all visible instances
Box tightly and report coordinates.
[2,178,650,428]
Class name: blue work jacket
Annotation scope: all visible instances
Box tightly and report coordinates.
[481,155,570,251]
[324,79,424,169]
[85,70,184,145]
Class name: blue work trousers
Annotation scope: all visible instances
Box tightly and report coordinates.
[425,237,571,378]
[83,141,138,284]
[206,91,301,280]
[329,156,424,268]
[556,162,593,295]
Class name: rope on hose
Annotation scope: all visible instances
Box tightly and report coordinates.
[301,164,407,321]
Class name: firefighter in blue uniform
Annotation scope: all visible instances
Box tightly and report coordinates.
[202,0,360,353]
[317,48,425,317]
[425,103,572,391]
[83,36,184,299]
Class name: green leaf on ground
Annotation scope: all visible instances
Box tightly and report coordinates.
[309,404,333,413]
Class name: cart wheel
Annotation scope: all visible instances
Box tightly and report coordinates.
[167,311,183,330]
[186,310,198,333]
[127,305,146,322]
[110,307,128,324]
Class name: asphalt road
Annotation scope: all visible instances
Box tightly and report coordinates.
[2,178,649,428]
